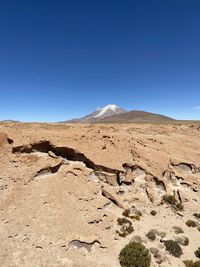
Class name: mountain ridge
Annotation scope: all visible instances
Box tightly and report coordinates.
[98,110,175,123]
[64,104,175,123]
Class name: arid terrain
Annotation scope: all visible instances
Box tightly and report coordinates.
[0,122,200,267]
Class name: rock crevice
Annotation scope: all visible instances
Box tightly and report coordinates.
[13,140,124,180]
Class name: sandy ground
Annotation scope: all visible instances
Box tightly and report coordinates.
[0,122,200,267]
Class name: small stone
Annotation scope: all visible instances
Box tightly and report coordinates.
[48,151,57,158]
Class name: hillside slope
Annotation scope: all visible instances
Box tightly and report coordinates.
[98,110,174,123]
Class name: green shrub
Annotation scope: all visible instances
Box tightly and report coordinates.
[133,215,141,221]
[195,248,200,258]
[150,210,157,216]
[134,210,142,217]
[146,230,156,241]
[184,260,200,267]
[173,226,184,234]
[119,241,151,267]
[186,220,197,228]
[162,194,177,205]
[123,209,130,218]
[164,240,183,258]
[116,218,134,237]
[117,217,131,225]
[162,195,184,211]
[122,209,142,220]
[176,202,184,211]
[175,236,189,246]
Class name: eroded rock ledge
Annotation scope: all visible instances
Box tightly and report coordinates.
[13,140,124,178]
[12,140,200,204]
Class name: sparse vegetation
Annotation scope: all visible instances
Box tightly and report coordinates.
[117,217,130,226]
[184,260,200,267]
[173,226,184,234]
[162,194,177,205]
[134,210,142,216]
[122,208,142,221]
[176,202,184,211]
[162,195,184,211]
[133,215,141,221]
[116,218,134,237]
[184,237,189,246]
[150,210,157,216]
[186,220,197,228]
[119,241,151,267]
[150,247,166,264]
[146,230,156,241]
[175,236,189,246]
[184,261,194,267]
[164,240,183,258]
[195,248,200,259]
[123,209,131,218]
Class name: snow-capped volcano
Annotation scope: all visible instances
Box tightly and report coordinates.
[63,104,174,123]
[65,104,126,123]
[93,104,126,118]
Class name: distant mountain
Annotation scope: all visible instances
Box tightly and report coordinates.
[98,110,174,123]
[63,105,174,123]
[0,120,20,123]
[65,104,126,123]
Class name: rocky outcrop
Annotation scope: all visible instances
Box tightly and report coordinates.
[102,187,125,209]
[13,140,124,180]
[88,171,118,186]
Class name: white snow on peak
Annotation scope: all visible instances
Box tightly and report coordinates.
[93,104,120,118]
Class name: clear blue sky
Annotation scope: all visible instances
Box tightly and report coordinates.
[0,0,200,121]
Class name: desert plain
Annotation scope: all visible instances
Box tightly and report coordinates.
[0,122,200,267]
